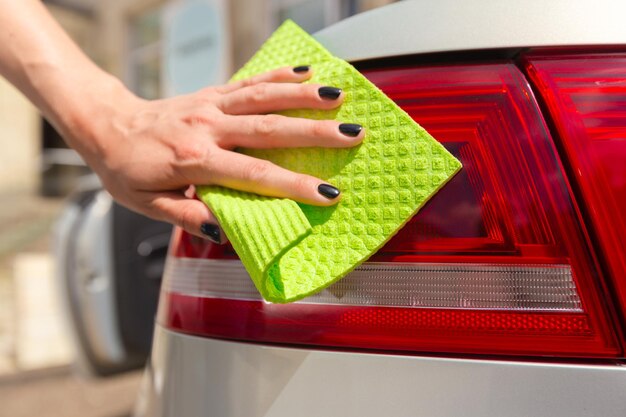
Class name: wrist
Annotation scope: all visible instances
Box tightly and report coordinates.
[59,71,142,167]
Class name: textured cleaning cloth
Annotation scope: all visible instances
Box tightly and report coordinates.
[197,20,462,303]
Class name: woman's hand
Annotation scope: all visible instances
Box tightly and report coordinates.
[83,66,364,242]
[0,1,364,242]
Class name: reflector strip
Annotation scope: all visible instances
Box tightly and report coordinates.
[163,258,582,311]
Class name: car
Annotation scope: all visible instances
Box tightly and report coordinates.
[59,0,626,416]
[55,175,170,376]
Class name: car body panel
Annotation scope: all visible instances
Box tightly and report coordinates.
[315,0,626,62]
[136,326,626,417]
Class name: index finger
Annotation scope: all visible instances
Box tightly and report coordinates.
[195,149,341,207]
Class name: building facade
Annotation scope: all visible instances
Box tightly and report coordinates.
[0,0,395,195]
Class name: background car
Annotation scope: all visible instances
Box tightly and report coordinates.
[55,176,170,376]
[58,1,626,416]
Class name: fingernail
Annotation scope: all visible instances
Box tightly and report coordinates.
[293,65,310,73]
[200,223,222,244]
[318,183,341,199]
[318,86,342,100]
[339,123,362,137]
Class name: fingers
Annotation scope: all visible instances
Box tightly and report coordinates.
[219,114,364,149]
[148,191,227,243]
[216,65,313,94]
[161,66,354,209]
[219,83,343,115]
[198,150,342,206]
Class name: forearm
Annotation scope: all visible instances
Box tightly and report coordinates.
[0,0,136,162]
[0,3,360,240]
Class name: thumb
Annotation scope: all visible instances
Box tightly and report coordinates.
[149,192,227,243]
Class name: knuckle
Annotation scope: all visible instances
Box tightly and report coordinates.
[177,204,196,232]
[182,105,219,128]
[249,82,271,103]
[193,94,213,108]
[308,120,327,138]
[174,142,203,162]
[173,141,211,167]
[292,174,314,193]
[242,160,273,183]
[144,199,168,223]
[306,84,320,97]
[255,115,281,137]
[240,77,255,88]
[196,87,217,100]
[182,114,215,128]
[215,83,235,94]
[272,67,289,79]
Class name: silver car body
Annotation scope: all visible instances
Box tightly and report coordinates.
[54,181,128,375]
[135,1,626,416]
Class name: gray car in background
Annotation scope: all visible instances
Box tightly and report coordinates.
[59,1,626,416]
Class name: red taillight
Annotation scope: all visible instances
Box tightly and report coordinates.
[159,62,621,358]
[525,52,626,338]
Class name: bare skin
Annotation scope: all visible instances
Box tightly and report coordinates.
[0,0,364,241]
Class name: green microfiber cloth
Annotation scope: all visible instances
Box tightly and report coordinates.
[197,20,461,303]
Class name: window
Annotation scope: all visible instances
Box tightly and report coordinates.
[269,0,357,34]
[128,7,163,99]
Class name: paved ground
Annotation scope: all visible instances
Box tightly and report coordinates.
[13,253,73,370]
[0,367,142,417]
[0,190,65,374]
[0,190,142,416]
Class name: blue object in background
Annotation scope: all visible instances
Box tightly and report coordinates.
[165,0,228,95]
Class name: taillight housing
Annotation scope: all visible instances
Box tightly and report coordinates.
[158,62,621,358]
[524,51,626,339]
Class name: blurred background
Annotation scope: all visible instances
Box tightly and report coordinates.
[0,0,396,416]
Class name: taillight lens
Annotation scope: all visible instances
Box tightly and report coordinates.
[158,62,621,358]
[525,52,626,338]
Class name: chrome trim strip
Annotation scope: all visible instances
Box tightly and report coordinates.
[163,258,582,311]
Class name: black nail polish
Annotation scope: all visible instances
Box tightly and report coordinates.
[293,65,310,73]
[200,223,222,244]
[339,123,362,137]
[318,183,341,199]
[318,86,342,100]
